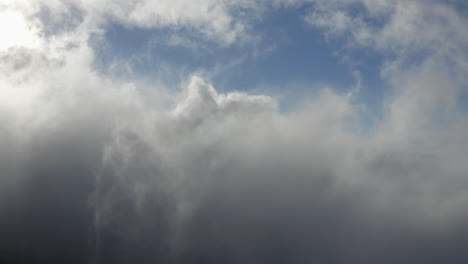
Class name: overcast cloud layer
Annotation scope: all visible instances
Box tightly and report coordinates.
[1,0,468,263]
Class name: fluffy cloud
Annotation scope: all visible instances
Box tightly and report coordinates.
[1,0,468,263]
[303,0,468,140]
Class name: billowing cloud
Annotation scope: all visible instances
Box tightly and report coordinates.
[1,0,468,263]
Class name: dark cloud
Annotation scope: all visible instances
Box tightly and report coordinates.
[0,74,468,263]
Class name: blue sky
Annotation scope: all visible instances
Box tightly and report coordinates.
[90,4,389,117]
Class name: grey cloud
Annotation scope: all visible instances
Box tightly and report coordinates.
[1,64,468,263]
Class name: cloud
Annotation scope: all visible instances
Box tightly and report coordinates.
[1,0,468,263]
[2,0,257,46]
[304,0,468,64]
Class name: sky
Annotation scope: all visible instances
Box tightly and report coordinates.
[1,0,468,263]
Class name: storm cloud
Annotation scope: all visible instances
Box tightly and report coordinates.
[1,0,468,263]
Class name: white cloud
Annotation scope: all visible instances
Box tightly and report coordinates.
[304,0,468,59]
[301,0,468,143]
[5,0,257,47]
